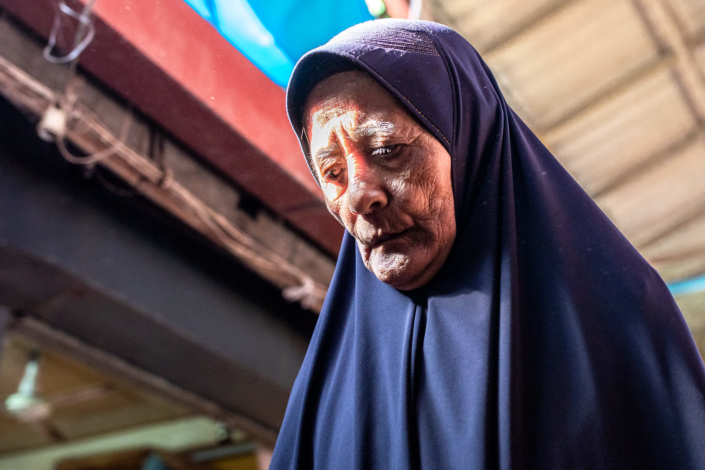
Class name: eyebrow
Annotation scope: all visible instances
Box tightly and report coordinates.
[311,120,398,162]
[354,120,396,141]
[313,142,341,162]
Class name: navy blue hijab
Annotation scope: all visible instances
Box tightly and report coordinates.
[271,19,705,469]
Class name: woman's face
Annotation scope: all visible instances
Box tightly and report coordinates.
[304,71,456,290]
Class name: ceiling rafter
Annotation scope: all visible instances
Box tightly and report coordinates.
[481,0,580,55]
[427,0,705,289]
[631,0,705,122]
[538,54,673,135]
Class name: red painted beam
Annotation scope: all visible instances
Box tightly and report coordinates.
[1,0,343,254]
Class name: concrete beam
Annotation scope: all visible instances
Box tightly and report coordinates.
[0,91,316,439]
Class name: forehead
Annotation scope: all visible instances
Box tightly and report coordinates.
[303,71,408,132]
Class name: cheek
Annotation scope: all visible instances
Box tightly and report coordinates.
[322,183,343,202]
[386,166,444,219]
[415,145,453,212]
[324,193,354,229]
[389,147,454,248]
[383,165,416,203]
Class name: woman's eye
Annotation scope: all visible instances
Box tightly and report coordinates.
[370,145,399,157]
[324,168,343,182]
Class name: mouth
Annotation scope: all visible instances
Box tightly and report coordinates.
[368,229,409,249]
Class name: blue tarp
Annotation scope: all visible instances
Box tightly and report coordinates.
[183,0,375,87]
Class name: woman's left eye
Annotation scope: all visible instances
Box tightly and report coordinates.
[370,145,399,157]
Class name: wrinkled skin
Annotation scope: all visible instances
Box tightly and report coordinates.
[304,71,456,290]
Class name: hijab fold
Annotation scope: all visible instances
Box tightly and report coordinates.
[272,19,705,469]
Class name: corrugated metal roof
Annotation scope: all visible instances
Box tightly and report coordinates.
[428,0,705,350]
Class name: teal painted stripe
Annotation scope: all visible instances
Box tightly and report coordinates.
[181,0,375,87]
[668,274,705,297]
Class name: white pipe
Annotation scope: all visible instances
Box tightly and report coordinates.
[409,0,423,20]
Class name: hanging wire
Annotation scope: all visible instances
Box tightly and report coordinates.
[91,166,140,197]
[55,106,133,166]
[43,0,97,65]
[36,0,327,310]
[39,0,134,167]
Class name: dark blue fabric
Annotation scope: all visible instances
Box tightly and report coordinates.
[272,19,705,469]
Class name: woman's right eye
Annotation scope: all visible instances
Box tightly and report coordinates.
[324,167,343,182]
[370,144,400,157]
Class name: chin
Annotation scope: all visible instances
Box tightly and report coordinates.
[367,250,432,291]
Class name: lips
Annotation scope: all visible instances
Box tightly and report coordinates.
[368,229,409,248]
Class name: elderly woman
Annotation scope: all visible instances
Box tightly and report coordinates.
[271,19,705,469]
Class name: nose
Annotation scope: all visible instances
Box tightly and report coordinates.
[347,156,388,215]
